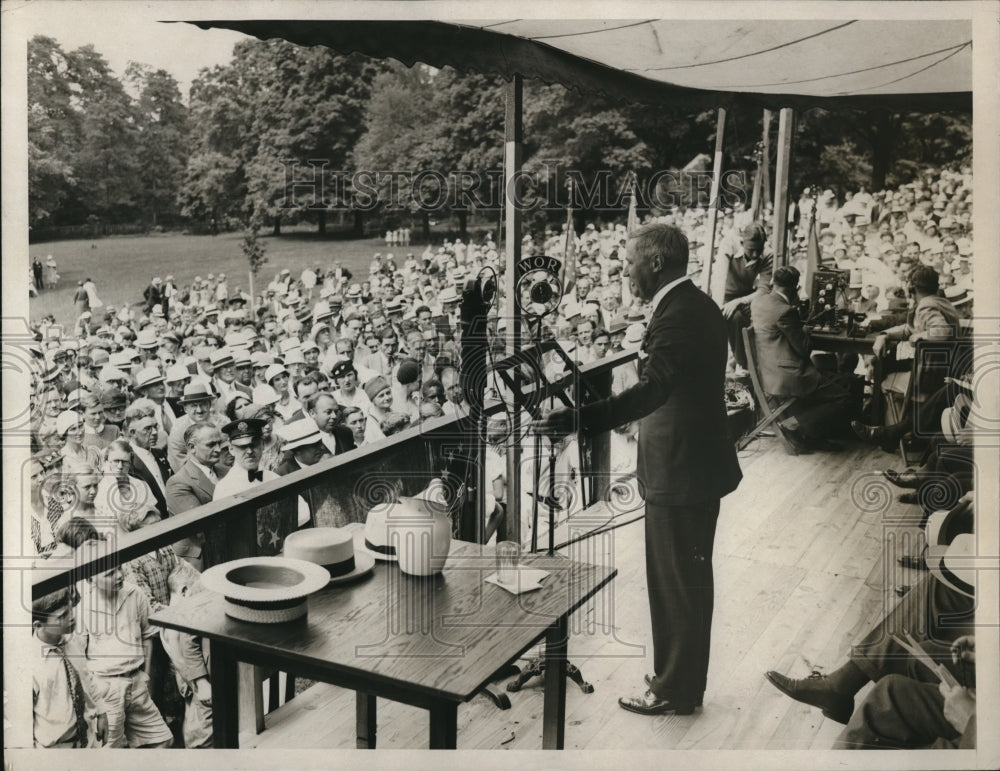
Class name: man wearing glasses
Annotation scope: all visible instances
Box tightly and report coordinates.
[212,418,297,556]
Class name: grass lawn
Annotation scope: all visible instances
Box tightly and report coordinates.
[28,231,409,327]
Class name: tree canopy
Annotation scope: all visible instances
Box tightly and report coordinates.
[28,34,972,240]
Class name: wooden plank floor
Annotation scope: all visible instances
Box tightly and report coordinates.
[242,436,922,751]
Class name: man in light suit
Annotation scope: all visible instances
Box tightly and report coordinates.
[750,265,852,451]
[164,423,229,570]
[536,223,742,715]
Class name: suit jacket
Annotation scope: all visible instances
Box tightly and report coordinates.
[581,279,742,506]
[164,459,229,560]
[750,290,821,398]
[330,424,356,455]
[130,446,171,517]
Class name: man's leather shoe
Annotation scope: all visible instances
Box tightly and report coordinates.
[618,690,697,716]
[883,468,923,489]
[851,420,885,444]
[897,492,919,505]
[764,670,853,725]
[643,674,703,706]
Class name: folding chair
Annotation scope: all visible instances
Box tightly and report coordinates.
[738,326,800,455]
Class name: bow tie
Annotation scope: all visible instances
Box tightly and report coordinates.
[247,470,263,483]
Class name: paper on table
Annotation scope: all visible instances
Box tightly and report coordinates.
[485,568,551,595]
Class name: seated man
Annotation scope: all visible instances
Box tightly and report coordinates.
[833,639,976,750]
[750,265,853,451]
[853,264,961,447]
[766,497,975,727]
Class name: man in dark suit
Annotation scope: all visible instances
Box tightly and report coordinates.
[303,391,357,456]
[750,265,852,451]
[536,223,742,715]
[164,423,229,570]
[125,410,172,520]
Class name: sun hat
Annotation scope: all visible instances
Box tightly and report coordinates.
[135,367,165,390]
[251,384,281,406]
[200,556,331,624]
[56,410,83,437]
[178,382,215,404]
[265,363,289,383]
[363,375,390,401]
[165,364,192,384]
[282,527,375,584]
[278,418,325,452]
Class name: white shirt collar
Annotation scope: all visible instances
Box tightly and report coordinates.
[191,458,217,482]
[650,275,691,314]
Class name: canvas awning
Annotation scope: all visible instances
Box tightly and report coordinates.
[190,19,972,111]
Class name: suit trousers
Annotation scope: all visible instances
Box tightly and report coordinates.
[833,674,967,749]
[645,499,720,702]
[850,573,975,684]
[725,305,751,369]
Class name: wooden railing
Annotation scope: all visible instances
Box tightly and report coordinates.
[31,348,639,598]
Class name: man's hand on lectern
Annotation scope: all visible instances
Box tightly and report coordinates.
[531,407,575,438]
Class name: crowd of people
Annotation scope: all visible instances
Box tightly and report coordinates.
[27,163,978,750]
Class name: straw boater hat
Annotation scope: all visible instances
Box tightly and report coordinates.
[278,417,325,452]
[200,556,331,623]
[282,527,375,584]
[924,502,975,599]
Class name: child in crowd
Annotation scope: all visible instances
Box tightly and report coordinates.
[76,540,174,748]
[32,586,108,748]
[160,570,213,748]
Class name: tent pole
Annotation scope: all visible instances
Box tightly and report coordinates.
[762,109,773,211]
[772,107,795,268]
[503,74,523,544]
[700,107,726,300]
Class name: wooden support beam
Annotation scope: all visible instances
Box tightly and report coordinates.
[772,108,796,268]
[700,108,727,300]
[762,109,773,210]
[503,75,524,544]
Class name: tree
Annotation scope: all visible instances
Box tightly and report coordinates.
[125,63,189,227]
[27,37,79,227]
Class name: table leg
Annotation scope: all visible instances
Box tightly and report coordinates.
[428,701,458,749]
[356,692,376,749]
[210,640,239,748]
[542,616,568,749]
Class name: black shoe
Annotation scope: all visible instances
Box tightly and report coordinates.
[644,674,703,706]
[764,670,854,725]
[883,468,923,489]
[898,492,919,505]
[851,420,885,444]
[618,690,698,716]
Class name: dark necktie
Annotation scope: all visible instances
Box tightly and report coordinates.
[248,470,263,482]
[57,646,88,746]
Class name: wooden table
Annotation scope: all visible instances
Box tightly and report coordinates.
[151,539,616,749]
[810,329,885,424]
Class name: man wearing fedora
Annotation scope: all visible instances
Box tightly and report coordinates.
[165,423,229,570]
[535,223,742,716]
[167,382,226,473]
[213,418,297,556]
[275,418,331,476]
[134,366,172,448]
